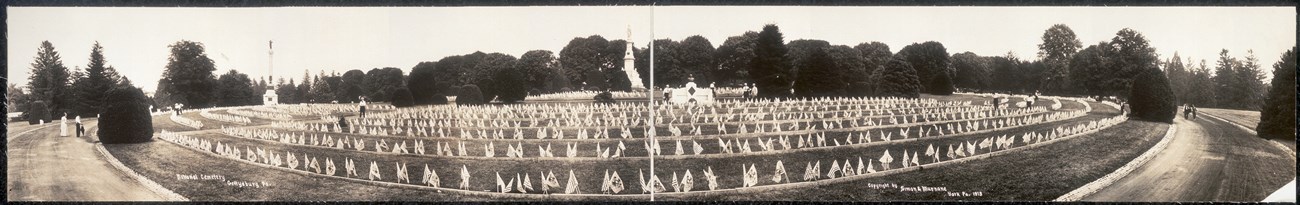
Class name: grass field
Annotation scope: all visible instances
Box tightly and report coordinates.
[104,95,1176,201]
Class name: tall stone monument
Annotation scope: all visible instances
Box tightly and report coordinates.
[623,26,646,90]
[263,40,279,105]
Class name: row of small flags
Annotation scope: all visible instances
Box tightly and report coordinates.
[162,113,1125,195]
[226,109,1088,159]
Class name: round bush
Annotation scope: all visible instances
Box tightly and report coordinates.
[929,72,955,95]
[1127,68,1177,123]
[98,86,154,143]
[594,91,615,104]
[391,87,415,107]
[25,101,51,124]
[457,84,485,105]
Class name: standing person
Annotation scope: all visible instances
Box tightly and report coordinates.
[992,94,1001,110]
[1190,104,1198,119]
[1182,104,1191,120]
[59,113,68,137]
[75,116,84,137]
[358,97,367,118]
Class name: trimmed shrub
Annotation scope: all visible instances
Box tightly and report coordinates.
[457,84,485,105]
[929,72,955,95]
[430,95,449,105]
[847,81,872,97]
[98,86,154,143]
[391,87,415,107]
[25,101,51,125]
[1127,68,1177,123]
[594,91,616,104]
[871,58,922,98]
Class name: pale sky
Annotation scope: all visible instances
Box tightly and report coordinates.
[7,6,1295,91]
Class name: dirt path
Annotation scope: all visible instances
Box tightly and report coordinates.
[5,120,170,201]
[1083,115,1296,201]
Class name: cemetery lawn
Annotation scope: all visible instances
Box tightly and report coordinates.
[1197,108,1260,129]
[702,120,1169,201]
[669,102,1171,201]
[103,141,504,201]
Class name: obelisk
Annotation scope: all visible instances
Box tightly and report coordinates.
[263,40,279,105]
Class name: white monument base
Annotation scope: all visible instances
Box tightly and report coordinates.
[263,89,279,105]
[667,82,715,104]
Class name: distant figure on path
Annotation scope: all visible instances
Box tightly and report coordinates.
[337,115,349,132]
[59,113,68,137]
[358,97,368,118]
[1189,104,1197,119]
[992,94,1001,110]
[743,84,755,99]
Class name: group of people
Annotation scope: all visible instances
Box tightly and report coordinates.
[1183,104,1198,119]
[57,113,86,138]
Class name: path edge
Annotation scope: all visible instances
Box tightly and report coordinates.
[93,143,190,201]
[1054,121,1177,201]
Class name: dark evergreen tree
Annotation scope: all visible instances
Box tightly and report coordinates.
[749,24,795,98]
[27,41,73,115]
[1127,68,1177,123]
[1258,47,1296,140]
[71,42,123,116]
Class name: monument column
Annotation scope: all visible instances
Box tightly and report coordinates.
[263,40,279,105]
[624,26,646,90]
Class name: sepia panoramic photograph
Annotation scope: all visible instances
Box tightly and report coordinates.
[4,2,1297,202]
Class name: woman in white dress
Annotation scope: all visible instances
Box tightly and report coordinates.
[59,113,68,137]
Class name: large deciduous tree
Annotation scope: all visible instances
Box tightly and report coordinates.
[1104,28,1159,99]
[749,24,795,98]
[951,52,991,91]
[1069,42,1112,97]
[338,69,366,103]
[216,70,257,106]
[468,53,519,102]
[517,50,558,93]
[786,39,832,80]
[678,35,716,86]
[159,40,219,108]
[871,58,921,98]
[826,45,868,96]
[894,41,951,94]
[714,31,759,86]
[1258,47,1296,140]
[559,35,612,89]
[1038,24,1083,95]
[854,41,892,78]
[794,48,844,97]
[407,61,440,105]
